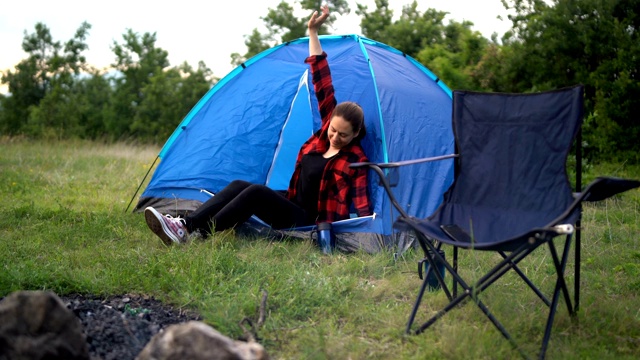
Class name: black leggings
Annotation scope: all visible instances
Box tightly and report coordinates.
[184,180,310,235]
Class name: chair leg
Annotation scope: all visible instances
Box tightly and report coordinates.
[453,246,459,298]
[406,243,452,333]
[575,219,581,312]
[540,236,575,359]
[540,276,563,360]
[499,251,551,306]
[409,228,584,359]
[406,273,433,334]
[414,272,528,359]
[474,298,529,359]
[415,287,470,333]
[415,245,529,333]
[413,240,546,359]
[548,236,575,315]
[416,233,454,300]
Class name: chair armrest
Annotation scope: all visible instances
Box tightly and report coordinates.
[549,176,640,227]
[350,153,458,170]
[350,154,458,218]
[577,177,640,202]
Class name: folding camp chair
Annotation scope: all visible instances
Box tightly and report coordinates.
[351,85,640,359]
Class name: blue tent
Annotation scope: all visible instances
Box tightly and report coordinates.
[134,34,455,253]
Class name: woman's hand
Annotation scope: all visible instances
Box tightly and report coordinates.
[308,4,329,35]
[308,4,329,56]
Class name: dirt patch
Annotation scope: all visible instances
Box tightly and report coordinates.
[60,293,201,360]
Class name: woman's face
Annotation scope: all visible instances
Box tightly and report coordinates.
[328,115,359,150]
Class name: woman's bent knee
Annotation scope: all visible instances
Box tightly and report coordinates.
[229,179,252,187]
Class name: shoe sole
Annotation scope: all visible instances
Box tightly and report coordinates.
[144,207,179,246]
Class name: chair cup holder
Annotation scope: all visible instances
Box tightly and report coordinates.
[418,249,446,291]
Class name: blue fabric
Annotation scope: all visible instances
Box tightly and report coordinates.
[412,86,584,249]
[138,35,455,237]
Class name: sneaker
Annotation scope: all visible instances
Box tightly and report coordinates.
[144,207,188,245]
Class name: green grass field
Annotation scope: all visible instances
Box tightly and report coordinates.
[1,138,639,359]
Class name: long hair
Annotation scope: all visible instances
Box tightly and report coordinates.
[333,101,367,142]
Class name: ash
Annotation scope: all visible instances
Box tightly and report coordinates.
[61,293,201,360]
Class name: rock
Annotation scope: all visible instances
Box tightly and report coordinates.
[0,292,261,360]
[0,290,90,360]
[136,321,268,360]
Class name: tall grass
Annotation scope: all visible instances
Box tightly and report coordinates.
[1,137,638,359]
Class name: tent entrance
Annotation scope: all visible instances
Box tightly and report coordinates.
[265,70,314,190]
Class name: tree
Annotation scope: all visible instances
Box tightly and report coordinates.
[590,0,640,161]
[0,58,42,134]
[356,0,393,42]
[385,3,449,58]
[498,0,640,161]
[107,29,216,142]
[231,29,271,67]
[1,22,214,142]
[130,61,214,142]
[416,21,489,90]
[0,22,91,135]
[107,30,170,139]
[233,0,350,65]
[468,42,512,91]
[71,71,114,140]
[356,0,489,90]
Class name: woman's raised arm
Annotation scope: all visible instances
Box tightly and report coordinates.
[308,4,329,56]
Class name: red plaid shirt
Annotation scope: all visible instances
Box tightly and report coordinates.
[285,52,371,223]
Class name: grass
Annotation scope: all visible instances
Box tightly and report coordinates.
[1,137,639,359]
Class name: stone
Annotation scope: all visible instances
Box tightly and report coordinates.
[136,321,268,360]
[0,290,89,360]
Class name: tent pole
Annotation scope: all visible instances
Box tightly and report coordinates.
[124,155,160,213]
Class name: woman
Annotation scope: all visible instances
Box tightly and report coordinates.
[145,5,371,245]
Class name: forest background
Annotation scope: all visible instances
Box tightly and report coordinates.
[1,0,638,163]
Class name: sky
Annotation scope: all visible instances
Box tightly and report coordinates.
[0,0,512,94]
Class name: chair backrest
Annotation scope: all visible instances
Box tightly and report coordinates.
[432,85,584,244]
